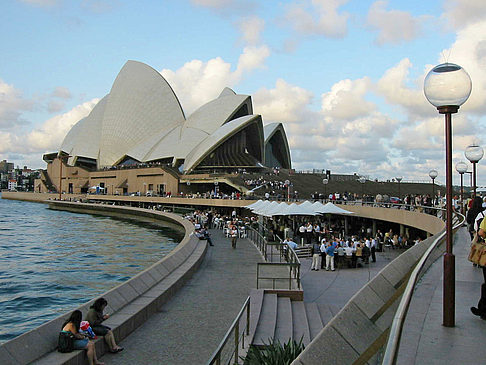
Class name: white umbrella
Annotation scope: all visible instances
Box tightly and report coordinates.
[315,202,354,215]
[245,199,265,211]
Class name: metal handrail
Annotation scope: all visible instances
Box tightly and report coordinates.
[207,296,250,365]
[381,211,465,365]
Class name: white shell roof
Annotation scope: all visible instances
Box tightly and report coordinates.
[98,60,185,167]
[184,114,262,172]
[60,95,108,164]
[184,94,252,135]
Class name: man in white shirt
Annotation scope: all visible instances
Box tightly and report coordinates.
[299,224,306,245]
[371,238,377,262]
[320,239,327,269]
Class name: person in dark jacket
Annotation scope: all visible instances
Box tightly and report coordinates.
[85,298,123,353]
[467,196,484,238]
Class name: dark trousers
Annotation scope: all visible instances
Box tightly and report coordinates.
[371,247,376,262]
[320,252,326,269]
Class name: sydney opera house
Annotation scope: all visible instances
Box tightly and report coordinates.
[37,61,291,196]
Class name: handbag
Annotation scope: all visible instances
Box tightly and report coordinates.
[468,233,486,266]
[58,331,75,353]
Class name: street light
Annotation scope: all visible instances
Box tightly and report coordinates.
[424,62,472,327]
[322,178,328,202]
[456,161,468,215]
[429,169,438,199]
[358,177,366,204]
[465,143,484,198]
[285,179,291,202]
[396,177,402,200]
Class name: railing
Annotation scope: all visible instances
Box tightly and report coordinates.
[246,226,301,290]
[381,211,465,364]
[207,296,250,365]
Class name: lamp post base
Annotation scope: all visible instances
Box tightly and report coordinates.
[443,252,455,327]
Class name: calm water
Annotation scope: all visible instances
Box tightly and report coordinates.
[0,197,184,344]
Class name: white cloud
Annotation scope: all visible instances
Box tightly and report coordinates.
[442,0,486,30]
[0,79,35,130]
[51,86,72,99]
[0,99,98,157]
[366,1,423,45]
[284,0,349,38]
[375,58,430,116]
[253,79,313,123]
[47,100,65,113]
[160,45,270,115]
[321,77,374,120]
[237,16,265,45]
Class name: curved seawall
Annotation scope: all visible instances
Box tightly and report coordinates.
[0,201,207,365]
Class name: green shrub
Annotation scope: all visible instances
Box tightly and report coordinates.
[243,337,304,365]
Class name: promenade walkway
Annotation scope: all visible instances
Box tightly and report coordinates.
[102,229,263,365]
[299,247,403,325]
[397,226,486,364]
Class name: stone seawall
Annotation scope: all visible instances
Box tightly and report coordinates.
[0,201,207,365]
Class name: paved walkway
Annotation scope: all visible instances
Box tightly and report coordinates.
[397,226,486,364]
[299,247,403,323]
[101,229,263,365]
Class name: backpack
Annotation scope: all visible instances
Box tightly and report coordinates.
[58,331,75,353]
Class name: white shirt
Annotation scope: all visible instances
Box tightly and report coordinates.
[299,225,306,233]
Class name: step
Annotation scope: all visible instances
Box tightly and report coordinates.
[305,302,324,340]
[253,293,277,346]
[291,301,311,347]
[248,289,265,340]
[316,303,336,326]
[274,297,293,344]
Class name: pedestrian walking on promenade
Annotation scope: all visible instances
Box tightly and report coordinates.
[230,225,238,249]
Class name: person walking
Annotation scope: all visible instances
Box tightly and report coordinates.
[230,225,238,249]
[325,242,336,271]
[370,237,377,262]
[320,238,327,269]
[311,241,321,271]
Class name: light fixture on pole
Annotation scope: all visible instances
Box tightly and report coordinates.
[358,177,366,204]
[396,177,402,200]
[429,169,438,199]
[285,179,291,202]
[424,62,472,327]
[322,178,329,202]
[455,161,468,215]
[465,143,484,198]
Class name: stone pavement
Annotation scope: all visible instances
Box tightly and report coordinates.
[300,247,403,323]
[397,226,486,364]
[101,229,263,365]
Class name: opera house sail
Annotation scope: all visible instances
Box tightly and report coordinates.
[39,60,291,194]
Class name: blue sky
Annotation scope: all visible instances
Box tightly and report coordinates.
[1,0,486,186]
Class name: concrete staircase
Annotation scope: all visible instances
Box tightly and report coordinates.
[249,290,325,349]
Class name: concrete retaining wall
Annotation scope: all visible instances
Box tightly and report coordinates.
[292,231,446,365]
[0,202,207,365]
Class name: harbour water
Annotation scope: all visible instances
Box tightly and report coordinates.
[0,197,184,344]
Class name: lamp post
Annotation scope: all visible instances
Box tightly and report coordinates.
[358,177,366,204]
[456,161,468,215]
[396,177,402,200]
[429,169,438,200]
[465,143,484,198]
[322,178,328,202]
[424,62,472,327]
[285,179,291,202]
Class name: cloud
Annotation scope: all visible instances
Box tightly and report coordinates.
[51,86,72,99]
[237,16,265,45]
[283,0,349,38]
[321,77,374,120]
[253,79,313,123]
[47,100,65,113]
[442,0,486,30]
[0,99,98,157]
[160,45,270,115]
[366,1,423,45]
[375,58,430,117]
[0,79,35,130]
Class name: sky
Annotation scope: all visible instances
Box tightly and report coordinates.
[1,0,486,186]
